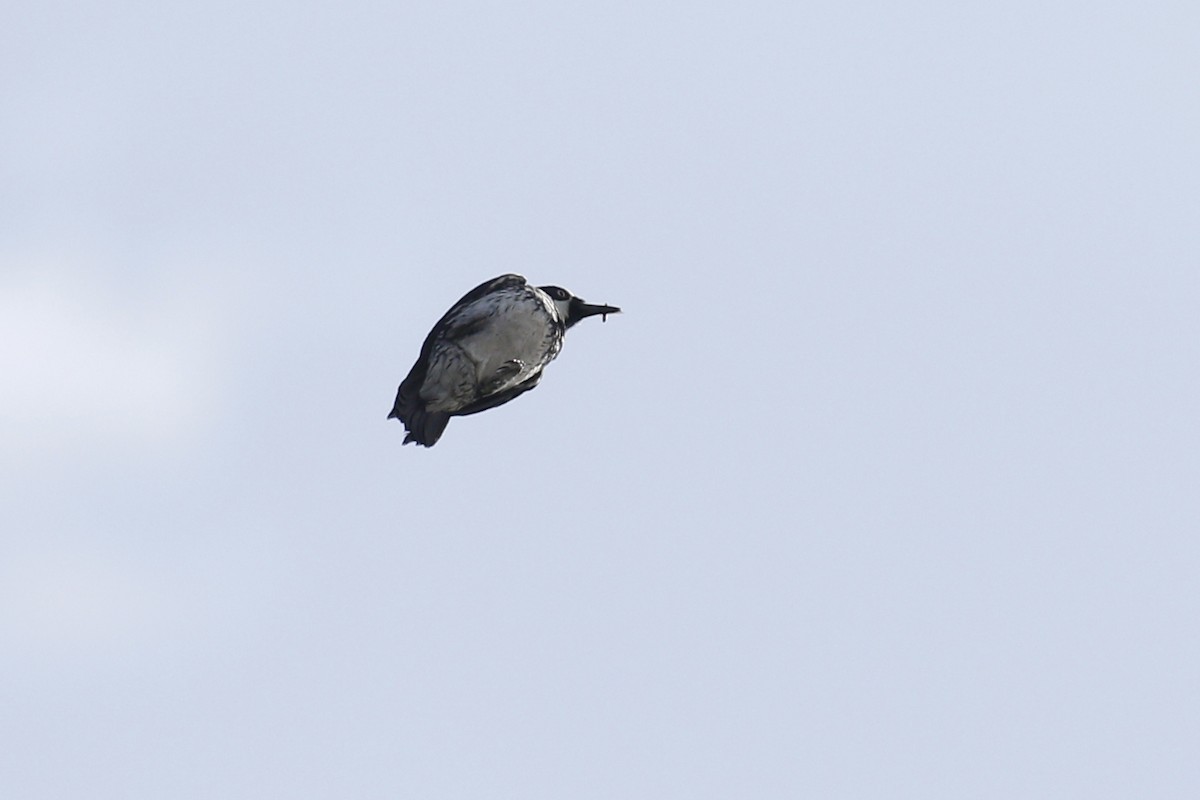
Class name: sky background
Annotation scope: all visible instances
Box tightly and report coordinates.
[2,1,1198,797]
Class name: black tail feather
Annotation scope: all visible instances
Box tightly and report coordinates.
[388,383,450,447]
[401,407,450,446]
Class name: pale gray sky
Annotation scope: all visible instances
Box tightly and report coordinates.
[3,1,1198,797]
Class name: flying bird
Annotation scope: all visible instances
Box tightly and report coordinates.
[388,274,620,446]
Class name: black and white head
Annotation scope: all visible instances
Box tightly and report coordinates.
[539,285,622,329]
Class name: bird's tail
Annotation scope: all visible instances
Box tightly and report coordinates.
[388,387,450,447]
[402,407,450,447]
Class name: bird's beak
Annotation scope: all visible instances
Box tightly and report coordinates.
[573,300,622,323]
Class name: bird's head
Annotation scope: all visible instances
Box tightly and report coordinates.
[539,285,621,329]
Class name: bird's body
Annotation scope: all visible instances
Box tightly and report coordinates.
[389,274,619,446]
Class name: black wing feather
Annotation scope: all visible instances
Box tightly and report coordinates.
[454,371,544,417]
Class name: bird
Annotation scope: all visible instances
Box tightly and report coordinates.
[388,274,620,446]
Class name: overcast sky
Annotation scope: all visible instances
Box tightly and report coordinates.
[3,1,1198,797]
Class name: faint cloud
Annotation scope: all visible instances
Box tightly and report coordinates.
[0,256,229,466]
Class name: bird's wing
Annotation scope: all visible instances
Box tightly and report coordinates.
[391,274,528,415]
[454,370,544,417]
[436,274,528,339]
[445,274,527,312]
